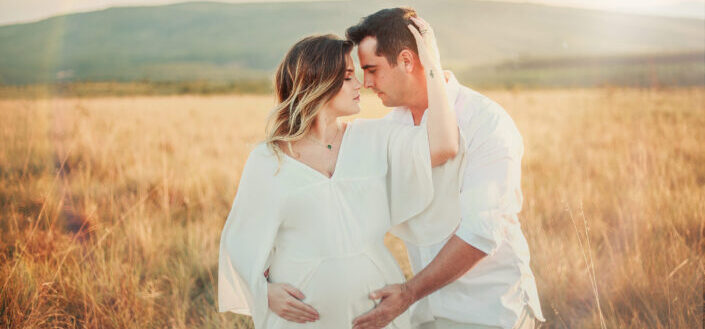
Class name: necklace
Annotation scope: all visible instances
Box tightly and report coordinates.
[307,124,342,150]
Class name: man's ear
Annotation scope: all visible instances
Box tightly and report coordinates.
[397,49,417,73]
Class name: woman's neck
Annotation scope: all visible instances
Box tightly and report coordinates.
[309,112,343,143]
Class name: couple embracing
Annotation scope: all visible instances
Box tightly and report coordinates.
[218,7,545,329]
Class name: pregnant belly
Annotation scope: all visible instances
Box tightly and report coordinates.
[269,254,397,328]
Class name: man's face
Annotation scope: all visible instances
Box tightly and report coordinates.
[357,36,409,107]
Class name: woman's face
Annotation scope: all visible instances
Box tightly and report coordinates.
[323,54,362,117]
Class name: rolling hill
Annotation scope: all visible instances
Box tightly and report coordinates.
[0,0,703,85]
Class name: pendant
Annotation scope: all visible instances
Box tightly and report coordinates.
[327,144,332,150]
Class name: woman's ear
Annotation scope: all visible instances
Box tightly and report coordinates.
[397,49,417,73]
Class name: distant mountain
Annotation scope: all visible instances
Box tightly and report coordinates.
[0,0,703,84]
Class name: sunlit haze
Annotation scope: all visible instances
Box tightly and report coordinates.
[0,0,703,26]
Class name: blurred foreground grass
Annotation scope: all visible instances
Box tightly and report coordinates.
[0,88,703,328]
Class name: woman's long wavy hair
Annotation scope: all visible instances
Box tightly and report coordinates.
[265,34,354,160]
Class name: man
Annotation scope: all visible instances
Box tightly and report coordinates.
[345,7,545,329]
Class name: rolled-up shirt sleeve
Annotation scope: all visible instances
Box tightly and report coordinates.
[454,108,524,256]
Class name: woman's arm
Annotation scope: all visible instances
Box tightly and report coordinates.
[407,17,459,167]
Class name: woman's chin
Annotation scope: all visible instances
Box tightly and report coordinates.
[345,105,361,116]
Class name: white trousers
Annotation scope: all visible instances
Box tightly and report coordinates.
[415,307,536,329]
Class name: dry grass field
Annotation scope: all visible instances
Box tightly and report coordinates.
[1,88,703,328]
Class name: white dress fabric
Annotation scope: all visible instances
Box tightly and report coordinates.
[218,118,466,329]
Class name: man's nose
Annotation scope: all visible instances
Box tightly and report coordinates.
[363,74,374,89]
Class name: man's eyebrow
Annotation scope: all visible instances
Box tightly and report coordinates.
[361,65,377,70]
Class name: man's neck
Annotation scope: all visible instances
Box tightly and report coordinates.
[409,107,427,126]
[407,91,428,126]
[406,71,452,126]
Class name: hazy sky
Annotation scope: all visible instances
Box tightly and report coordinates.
[0,0,703,25]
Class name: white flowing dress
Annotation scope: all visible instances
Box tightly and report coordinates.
[218,118,466,329]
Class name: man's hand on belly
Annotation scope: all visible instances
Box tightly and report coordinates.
[267,282,320,323]
[351,283,414,329]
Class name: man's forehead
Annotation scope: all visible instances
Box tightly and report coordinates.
[358,36,378,54]
[357,36,384,65]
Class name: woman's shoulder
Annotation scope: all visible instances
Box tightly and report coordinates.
[243,142,279,168]
[250,142,273,155]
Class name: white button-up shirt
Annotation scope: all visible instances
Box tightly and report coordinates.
[385,72,545,329]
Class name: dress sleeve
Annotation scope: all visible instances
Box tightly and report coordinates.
[387,123,467,246]
[218,146,280,328]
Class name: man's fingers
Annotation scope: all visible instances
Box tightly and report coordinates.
[352,308,381,326]
[369,286,393,300]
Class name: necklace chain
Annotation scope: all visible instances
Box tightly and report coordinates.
[307,124,342,150]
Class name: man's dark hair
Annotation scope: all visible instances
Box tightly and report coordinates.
[346,7,419,66]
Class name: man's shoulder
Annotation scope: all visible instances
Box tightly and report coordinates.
[454,84,523,149]
[456,85,514,127]
[456,85,505,117]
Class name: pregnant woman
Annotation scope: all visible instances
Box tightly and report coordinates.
[219,21,463,329]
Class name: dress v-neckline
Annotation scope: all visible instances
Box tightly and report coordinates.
[282,122,352,180]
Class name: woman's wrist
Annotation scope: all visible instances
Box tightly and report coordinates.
[425,65,443,80]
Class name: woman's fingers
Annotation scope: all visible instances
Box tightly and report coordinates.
[408,16,442,70]
[283,284,319,318]
[411,16,440,59]
[283,284,306,300]
[289,299,319,319]
[407,24,432,66]
[283,305,318,322]
[411,16,432,32]
[409,16,429,34]
[281,310,310,323]
[407,24,423,45]
[268,282,318,322]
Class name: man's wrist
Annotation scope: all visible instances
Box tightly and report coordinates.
[401,281,420,304]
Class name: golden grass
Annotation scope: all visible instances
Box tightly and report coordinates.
[1,88,703,328]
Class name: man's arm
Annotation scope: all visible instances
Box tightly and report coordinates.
[406,235,486,300]
[351,236,485,329]
[353,102,524,329]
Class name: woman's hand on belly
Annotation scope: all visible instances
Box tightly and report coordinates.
[267,282,320,323]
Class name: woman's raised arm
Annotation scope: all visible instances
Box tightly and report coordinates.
[407,16,459,167]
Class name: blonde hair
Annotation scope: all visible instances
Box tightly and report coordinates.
[265,34,354,160]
